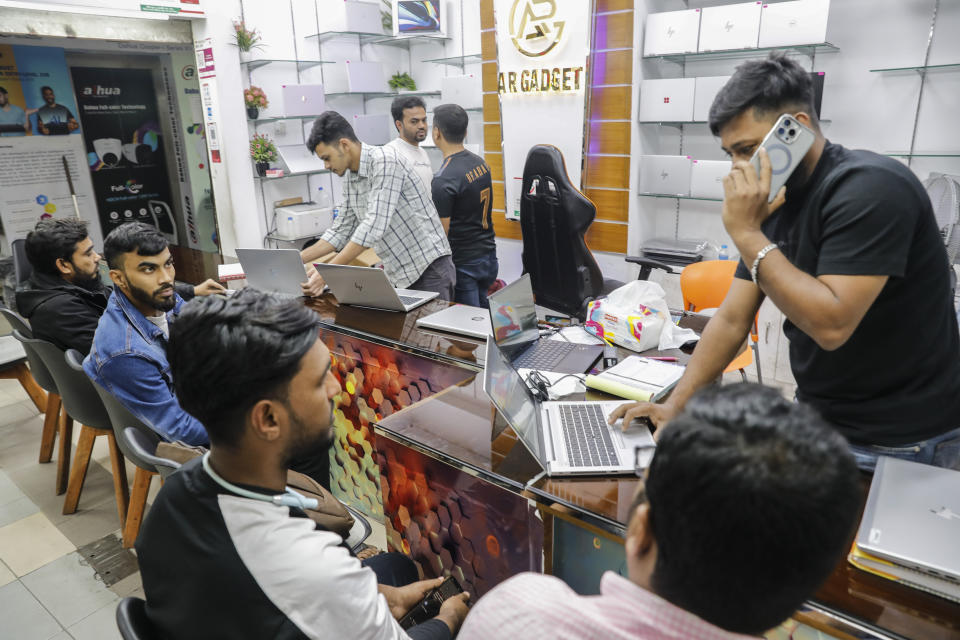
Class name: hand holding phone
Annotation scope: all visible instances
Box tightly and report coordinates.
[397,576,467,630]
[749,114,815,202]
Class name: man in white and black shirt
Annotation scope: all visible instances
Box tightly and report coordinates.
[137,289,469,639]
[300,111,455,299]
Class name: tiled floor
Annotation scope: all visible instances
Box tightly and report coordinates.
[0,339,388,640]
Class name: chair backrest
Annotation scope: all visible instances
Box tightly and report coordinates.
[680,260,739,312]
[9,329,57,393]
[12,239,32,286]
[519,144,604,318]
[14,331,109,429]
[0,306,32,337]
[116,597,159,640]
[122,427,180,480]
[69,348,164,472]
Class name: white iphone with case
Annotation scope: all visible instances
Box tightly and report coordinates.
[750,114,815,202]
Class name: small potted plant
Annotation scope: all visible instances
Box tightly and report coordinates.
[244,85,269,119]
[389,71,417,93]
[250,133,278,177]
[233,20,264,60]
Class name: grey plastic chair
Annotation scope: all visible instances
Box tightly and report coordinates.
[86,369,172,549]
[11,239,32,286]
[8,325,66,490]
[116,597,157,640]
[0,306,32,337]
[121,427,180,481]
[18,334,129,524]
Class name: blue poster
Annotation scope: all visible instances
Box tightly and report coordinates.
[0,45,81,136]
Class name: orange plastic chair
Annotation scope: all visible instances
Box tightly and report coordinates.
[680,260,762,383]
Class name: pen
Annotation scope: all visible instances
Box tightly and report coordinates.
[647,356,678,362]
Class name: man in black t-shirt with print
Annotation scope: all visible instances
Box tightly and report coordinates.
[431,104,499,307]
[609,54,960,472]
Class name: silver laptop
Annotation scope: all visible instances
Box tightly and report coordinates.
[236,248,307,298]
[352,114,393,145]
[856,457,960,585]
[488,274,602,374]
[638,155,692,196]
[441,74,483,110]
[689,159,730,200]
[484,337,655,477]
[758,0,830,48]
[314,263,438,312]
[416,304,491,339]
[281,84,325,117]
[643,9,701,57]
[693,75,731,122]
[638,78,695,122]
[346,61,387,93]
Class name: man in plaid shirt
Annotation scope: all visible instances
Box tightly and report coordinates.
[301,111,455,299]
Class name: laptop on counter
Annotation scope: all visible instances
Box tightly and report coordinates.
[484,337,655,477]
[856,457,960,588]
[314,263,437,312]
[236,248,309,298]
[487,274,602,374]
[416,304,492,339]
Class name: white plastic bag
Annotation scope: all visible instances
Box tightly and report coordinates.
[584,281,699,352]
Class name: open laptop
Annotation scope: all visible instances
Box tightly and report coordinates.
[484,337,655,476]
[236,248,308,298]
[487,274,602,374]
[416,304,491,339]
[856,457,960,586]
[314,263,437,312]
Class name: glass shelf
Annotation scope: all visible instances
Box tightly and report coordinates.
[644,42,839,64]
[265,232,318,242]
[639,119,831,127]
[305,31,448,49]
[254,169,330,180]
[870,62,960,73]
[325,90,441,99]
[368,34,450,49]
[241,58,332,72]
[423,53,483,67]
[248,115,323,125]
[885,152,960,158]
[638,192,722,202]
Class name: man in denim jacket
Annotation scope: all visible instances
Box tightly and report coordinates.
[83,223,220,445]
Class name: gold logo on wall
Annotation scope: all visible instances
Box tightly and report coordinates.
[509,0,565,58]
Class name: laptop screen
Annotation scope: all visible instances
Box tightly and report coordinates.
[483,337,545,465]
[488,274,539,353]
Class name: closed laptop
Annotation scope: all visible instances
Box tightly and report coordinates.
[690,160,730,200]
[343,0,384,34]
[643,9,701,56]
[352,114,393,145]
[639,155,692,196]
[441,74,482,110]
[698,1,762,52]
[638,78,696,122]
[758,0,830,48]
[346,61,387,93]
[693,75,731,122]
[281,84,325,117]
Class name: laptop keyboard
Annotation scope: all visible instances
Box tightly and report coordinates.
[559,404,620,468]
[397,295,422,306]
[513,340,576,370]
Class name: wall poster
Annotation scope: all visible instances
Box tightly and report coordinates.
[71,66,178,242]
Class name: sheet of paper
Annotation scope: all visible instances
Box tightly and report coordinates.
[548,326,606,345]
[603,356,684,388]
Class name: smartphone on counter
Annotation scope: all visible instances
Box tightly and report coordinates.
[750,114,815,202]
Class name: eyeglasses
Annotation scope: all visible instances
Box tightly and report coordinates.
[634,444,656,477]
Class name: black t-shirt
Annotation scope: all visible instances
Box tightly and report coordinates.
[431,149,497,265]
[735,142,960,446]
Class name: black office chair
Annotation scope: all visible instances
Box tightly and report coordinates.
[12,239,32,286]
[16,332,129,523]
[116,597,158,640]
[518,145,674,319]
[7,321,66,490]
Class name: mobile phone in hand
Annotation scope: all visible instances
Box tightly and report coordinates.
[398,577,465,629]
[749,114,815,202]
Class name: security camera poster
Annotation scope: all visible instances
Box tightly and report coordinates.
[0,45,100,244]
[71,66,177,239]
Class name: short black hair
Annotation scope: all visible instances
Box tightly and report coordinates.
[390,95,426,124]
[167,288,320,448]
[103,222,168,270]
[645,384,860,635]
[432,104,468,144]
[0,86,7,94]
[305,111,358,152]
[40,86,53,94]
[24,218,90,276]
[708,53,818,136]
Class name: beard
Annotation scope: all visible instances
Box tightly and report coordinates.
[283,400,336,468]
[72,268,103,291]
[128,281,176,312]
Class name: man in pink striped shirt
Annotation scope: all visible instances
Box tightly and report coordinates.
[459,384,861,639]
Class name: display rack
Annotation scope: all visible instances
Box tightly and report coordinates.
[240,58,332,72]
[643,42,838,64]
[638,193,722,202]
[253,169,330,180]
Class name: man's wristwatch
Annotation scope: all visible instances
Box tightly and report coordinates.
[750,243,779,283]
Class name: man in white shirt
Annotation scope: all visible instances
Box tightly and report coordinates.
[385,96,434,195]
[459,384,861,639]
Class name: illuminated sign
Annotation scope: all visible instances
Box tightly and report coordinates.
[498,0,584,94]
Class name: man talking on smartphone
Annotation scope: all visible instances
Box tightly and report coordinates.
[609,53,960,472]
